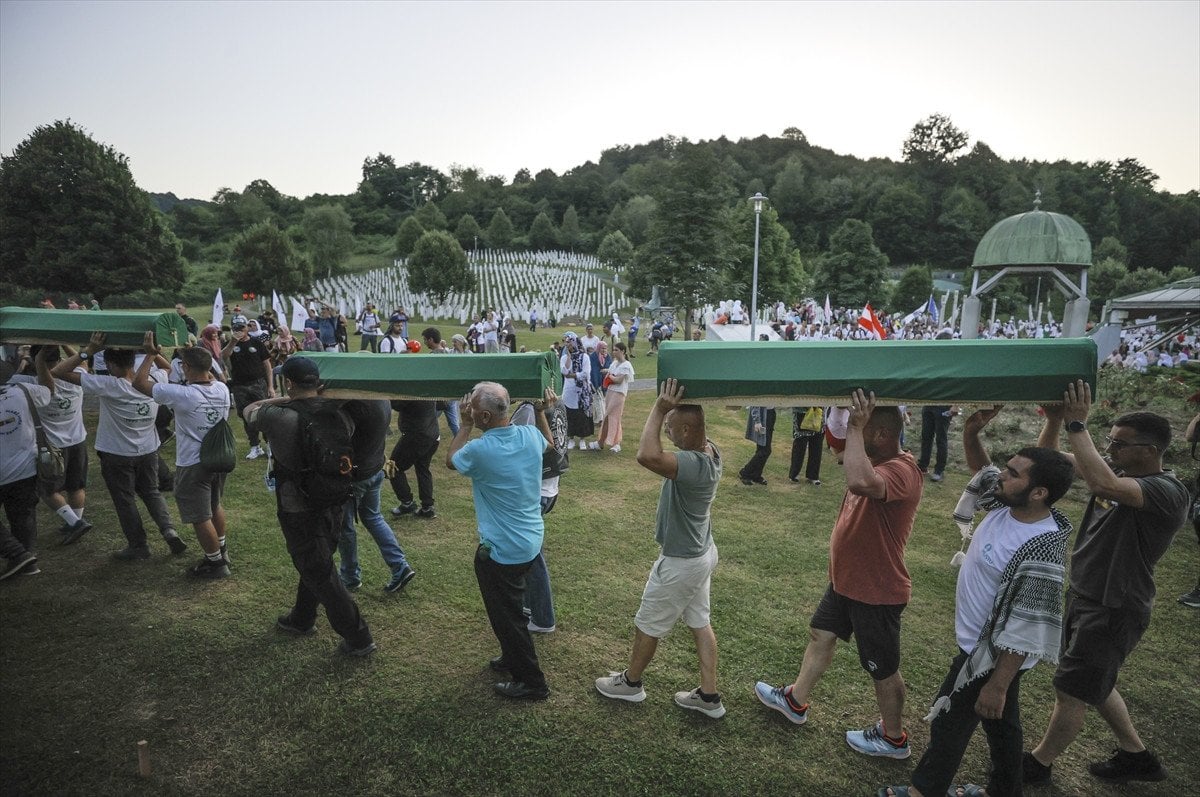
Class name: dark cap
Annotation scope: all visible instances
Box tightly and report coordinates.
[231,320,247,331]
[389,313,403,323]
[280,356,321,387]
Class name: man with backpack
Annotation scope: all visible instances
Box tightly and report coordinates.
[244,357,375,657]
[133,337,233,578]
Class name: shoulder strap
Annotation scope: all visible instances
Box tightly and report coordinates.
[14,383,49,449]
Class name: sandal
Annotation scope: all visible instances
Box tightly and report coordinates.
[876,788,912,797]
[947,786,986,797]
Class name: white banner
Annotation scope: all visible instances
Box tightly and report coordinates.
[290,298,308,332]
[212,288,224,327]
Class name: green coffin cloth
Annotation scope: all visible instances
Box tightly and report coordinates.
[0,307,191,348]
[295,350,562,401]
[656,339,1097,405]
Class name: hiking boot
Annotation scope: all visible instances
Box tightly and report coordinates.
[61,518,94,546]
[391,502,416,517]
[846,722,910,759]
[1,552,37,582]
[384,565,416,593]
[337,639,377,658]
[1022,751,1052,785]
[190,557,231,579]
[414,505,437,519]
[595,670,646,703]
[166,535,188,555]
[112,545,151,561]
[275,614,317,635]
[1179,585,1200,608]
[1088,749,1167,783]
[674,688,726,719]
[754,681,808,725]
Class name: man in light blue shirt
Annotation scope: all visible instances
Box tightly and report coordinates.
[448,381,557,700]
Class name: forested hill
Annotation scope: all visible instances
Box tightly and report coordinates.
[154,119,1197,280]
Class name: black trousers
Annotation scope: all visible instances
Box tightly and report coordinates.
[789,433,823,481]
[0,476,38,560]
[474,545,545,689]
[231,380,268,447]
[740,409,776,480]
[279,507,372,648]
[911,649,1026,797]
[919,406,951,474]
[389,435,439,508]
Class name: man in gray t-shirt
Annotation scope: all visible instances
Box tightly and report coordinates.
[595,378,726,719]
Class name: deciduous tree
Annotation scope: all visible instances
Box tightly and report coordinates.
[0,120,185,303]
[812,219,889,307]
[597,231,634,272]
[891,265,934,312]
[230,222,311,295]
[394,216,425,258]
[301,203,354,279]
[407,230,476,304]
[528,212,558,250]
[486,208,514,249]
[454,213,483,251]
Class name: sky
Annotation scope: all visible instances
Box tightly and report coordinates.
[2,0,1198,200]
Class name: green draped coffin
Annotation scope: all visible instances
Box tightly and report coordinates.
[0,307,191,348]
[295,350,562,401]
[656,339,1097,405]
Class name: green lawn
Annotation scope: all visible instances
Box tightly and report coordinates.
[2,353,1196,796]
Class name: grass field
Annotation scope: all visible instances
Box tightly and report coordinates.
[2,329,1197,796]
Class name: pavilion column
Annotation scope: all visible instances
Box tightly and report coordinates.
[960,295,982,339]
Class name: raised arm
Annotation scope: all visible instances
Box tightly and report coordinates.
[132,332,169,397]
[445,391,475,470]
[533,387,558,449]
[843,389,887,499]
[962,405,1003,473]
[636,378,684,480]
[1062,379,1145,507]
[51,332,104,386]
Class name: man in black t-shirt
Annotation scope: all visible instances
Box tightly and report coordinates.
[1025,381,1188,787]
[222,321,274,460]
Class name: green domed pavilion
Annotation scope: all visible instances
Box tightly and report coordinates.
[961,195,1092,338]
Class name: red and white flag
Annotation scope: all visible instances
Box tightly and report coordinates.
[858,303,887,339]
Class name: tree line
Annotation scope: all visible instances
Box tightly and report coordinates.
[2,117,1196,318]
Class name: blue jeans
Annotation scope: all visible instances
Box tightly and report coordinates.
[338,470,410,585]
[442,401,460,436]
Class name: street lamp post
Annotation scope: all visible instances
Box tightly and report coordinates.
[750,192,768,342]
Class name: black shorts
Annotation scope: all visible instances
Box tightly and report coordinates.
[38,441,88,496]
[810,583,905,681]
[1053,590,1149,705]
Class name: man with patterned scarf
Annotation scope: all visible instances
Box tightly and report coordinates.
[878,406,1074,797]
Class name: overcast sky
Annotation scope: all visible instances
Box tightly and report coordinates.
[2,0,1197,200]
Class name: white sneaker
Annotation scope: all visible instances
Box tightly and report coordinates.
[674,687,726,719]
[527,620,556,634]
[595,670,646,702]
[245,446,263,460]
[567,440,577,450]
[588,441,600,450]
[610,444,621,453]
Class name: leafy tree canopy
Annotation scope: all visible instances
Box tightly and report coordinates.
[394,215,425,258]
[528,212,558,250]
[902,113,969,164]
[454,213,483,251]
[407,230,476,304]
[301,203,355,280]
[891,265,934,312]
[812,218,889,307]
[486,208,514,249]
[597,230,634,272]
[230,222,311,295]
[0,120,185,303]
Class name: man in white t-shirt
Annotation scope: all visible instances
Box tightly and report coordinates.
[878,407,1075,797]
[133,339,233,579]
[1,360,53,579]
[52,332,185,560]
[480,310,500,353]
[10,346,93,545]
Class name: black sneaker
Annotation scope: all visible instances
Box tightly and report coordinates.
[1088,749,1168,783]
[1022,751,1052,785]
[391,502,417,517]
[1,552,37,581]
[276,614,317,636]
[384,566,416,593]
[415,506,437,519]
[166,535,188,555]
[61,518,94,546]
[190,557,231,579]
[113,545,151,561]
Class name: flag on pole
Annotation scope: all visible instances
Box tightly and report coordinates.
[925,294,939,323]
[824,294,832,324]
[858,303,887,340]
[272,290,286,325]
[212,288,224,327]
[290,298,308,332]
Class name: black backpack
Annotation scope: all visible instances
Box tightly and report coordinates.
[286,402,357,508]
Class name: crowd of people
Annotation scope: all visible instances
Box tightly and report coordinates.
[2,295,1197,793]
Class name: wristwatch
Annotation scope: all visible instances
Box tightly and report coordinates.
[1066,420,1086,433]
[79,352,90,361]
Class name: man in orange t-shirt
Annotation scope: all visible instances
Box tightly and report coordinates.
[755,389,923,759]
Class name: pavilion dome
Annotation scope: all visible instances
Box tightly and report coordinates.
[972,204,1092,269]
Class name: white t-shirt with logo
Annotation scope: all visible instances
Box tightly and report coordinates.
[10,374,86,448]
[152,381,232,466]
[955,506,1058,669]
[0,381,52,485]
[80,369,167,456]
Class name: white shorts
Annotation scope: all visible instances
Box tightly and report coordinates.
[634,545,718,638]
